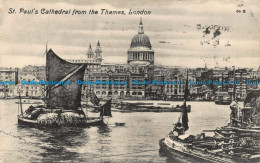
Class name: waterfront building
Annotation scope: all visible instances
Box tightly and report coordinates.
[0,67,19,82]
[233,69,249,100]
[163,69,186,100]
[67,41,102,71]
[20,65,45,81]
[12,75,43,97]
[8,18,259,101]
[199,67,260,100]
[0,68,18,98]
[83,19,200,100]
[84,18,154,99]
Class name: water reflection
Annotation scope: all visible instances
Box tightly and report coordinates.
[16,123,114,162]
[97,123,111,136]
[1,100,231,162]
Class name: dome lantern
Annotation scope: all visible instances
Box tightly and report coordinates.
[138,17,144,34]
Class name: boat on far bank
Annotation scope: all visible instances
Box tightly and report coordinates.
[215,92,232,105]
[118,101,191,112]
[111,108,132,113]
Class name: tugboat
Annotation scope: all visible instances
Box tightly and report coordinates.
[159,89,260,162]
[17,49,112,127]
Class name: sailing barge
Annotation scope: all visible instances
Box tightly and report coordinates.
[159,89,260,162]
[17,49,111,127]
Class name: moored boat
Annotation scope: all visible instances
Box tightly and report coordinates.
[215,92,232,105]
[119,101,191,112]
[159,87,260,162]
[18,114,104,127]
[17,49,112,127]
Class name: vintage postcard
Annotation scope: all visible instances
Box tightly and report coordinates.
[0,0,259,162]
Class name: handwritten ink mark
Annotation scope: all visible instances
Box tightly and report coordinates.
[203,27,210,37]
[213,28,221,39]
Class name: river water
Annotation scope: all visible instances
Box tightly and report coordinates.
[0,99,233,163]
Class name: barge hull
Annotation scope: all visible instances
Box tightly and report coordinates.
[18,116,104,128]
[159,138,258,163]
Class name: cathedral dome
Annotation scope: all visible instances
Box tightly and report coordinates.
[127,18,154,66]
[130,34,151,48]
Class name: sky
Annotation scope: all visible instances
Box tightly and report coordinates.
[0,0,259,69]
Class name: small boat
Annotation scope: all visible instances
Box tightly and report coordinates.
[17,49,112,127]
[115,122,125,126]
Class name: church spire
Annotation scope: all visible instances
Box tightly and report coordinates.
[95,40,102,58]
[87,43,94,58]
[138,17,144,34]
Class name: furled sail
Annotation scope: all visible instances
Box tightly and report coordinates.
[46,49,86,110]
[100,99,112,117]
[182,69,190,131]
[88,90,100,106]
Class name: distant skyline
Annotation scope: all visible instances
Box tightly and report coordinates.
[0,0,259,69]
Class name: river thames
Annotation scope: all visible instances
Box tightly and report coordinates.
[0,99,233,163]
